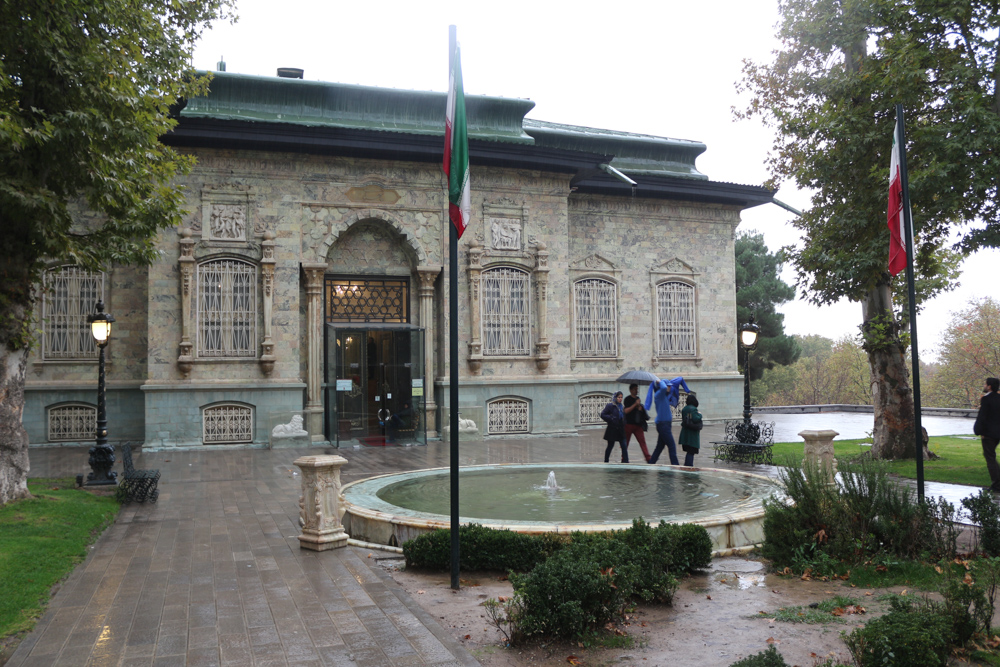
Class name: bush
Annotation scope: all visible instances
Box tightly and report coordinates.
[727,646,790,667]
[762,457,958,571]
[963,489,1000,556]
[843,597,953,667]
[402,524,564,572]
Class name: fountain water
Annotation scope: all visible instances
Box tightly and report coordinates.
[341,463,780,554]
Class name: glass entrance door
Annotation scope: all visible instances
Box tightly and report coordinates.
[325,325,425,447]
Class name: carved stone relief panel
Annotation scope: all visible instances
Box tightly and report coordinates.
[483,198,527,253]
[489,217,522,251]
[200,186,255,242]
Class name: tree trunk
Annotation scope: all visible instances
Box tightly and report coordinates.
[862,282,916,459]
[0,346,30,504]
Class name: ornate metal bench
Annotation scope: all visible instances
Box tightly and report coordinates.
[711,419,776,465]
[115,443,160,503]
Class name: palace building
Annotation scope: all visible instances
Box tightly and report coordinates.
[22,68,774,449]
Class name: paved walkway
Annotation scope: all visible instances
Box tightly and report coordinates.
[8,424,987,666]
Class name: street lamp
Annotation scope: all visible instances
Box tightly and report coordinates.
[738,315,761,442]
[85,301,117,486]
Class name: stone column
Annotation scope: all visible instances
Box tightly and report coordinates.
[799,429,839,483]
[533,241,550,372]
[417,266,442,437]
[259,231,276,376]
[293,455,349,551]
[177,228,195,378]
[466,241,483,375]
[302,263,327,440]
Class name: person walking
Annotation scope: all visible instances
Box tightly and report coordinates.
[623,383,651,462]
[974,377,1000,492]
[678,393,703,467]
[601,391,629,463]
[647,378,687,465]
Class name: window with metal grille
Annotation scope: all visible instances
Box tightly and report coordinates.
[579,393,612,425]
[574,279,617,357]
[202,403,254,444]
[42,267,104,360]
[324,277,409,323]
[197,259,257,358]
[47,404,96,441]
[482,268,530,356]
[655,281,696,356]
[487,398,529,434]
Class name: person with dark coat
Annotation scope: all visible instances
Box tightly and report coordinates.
[678,393,703,467]
[601,391,628,463]
[974,377,1000,492]
[623,383,651,462]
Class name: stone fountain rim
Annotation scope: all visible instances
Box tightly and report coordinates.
[341,462,780,533]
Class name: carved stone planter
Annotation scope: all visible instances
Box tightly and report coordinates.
[293,455,349,551]
[799,429,839,483]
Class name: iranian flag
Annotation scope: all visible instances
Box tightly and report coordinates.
[887,118,907,276]
[444,42,471,239]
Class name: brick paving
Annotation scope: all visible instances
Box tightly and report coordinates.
[8,423,984,666]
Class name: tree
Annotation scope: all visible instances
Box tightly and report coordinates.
[924,298,1000,409]
[735,231,801,380]
[755,334,870,407]
[737,0,1000,459]
[0,0,234,505]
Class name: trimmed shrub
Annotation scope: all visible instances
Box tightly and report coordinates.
[843,597,952,667]
[963,489,1000,556]
[402,524,564,572]
[727,646,790,667]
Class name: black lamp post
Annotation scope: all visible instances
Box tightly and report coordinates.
[85,301,117,486]
[738,315,761,442]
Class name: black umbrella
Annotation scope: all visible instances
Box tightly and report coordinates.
[615,370,660,385]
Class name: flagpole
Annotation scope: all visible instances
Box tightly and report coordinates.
[896,103,924,503]
[448,24,461,591]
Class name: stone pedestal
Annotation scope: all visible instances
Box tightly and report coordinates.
[799,429,838,483]
[293,455,349,551]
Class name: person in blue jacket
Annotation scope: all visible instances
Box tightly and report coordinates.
[600,391,628,463]
[645,377,689,465]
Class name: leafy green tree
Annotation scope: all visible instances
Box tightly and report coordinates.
[737,0,1000,458]
[735,232,800,380]
[756,334,871,406]
[924,298,1000,409]
[0,0,234,505]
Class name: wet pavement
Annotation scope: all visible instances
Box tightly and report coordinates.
[7,420,989,666]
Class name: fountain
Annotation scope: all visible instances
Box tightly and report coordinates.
[341,463,780,554]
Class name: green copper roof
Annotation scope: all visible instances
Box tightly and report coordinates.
[181,71,709,179]
[182,71,536,144]
[524,119,707,180]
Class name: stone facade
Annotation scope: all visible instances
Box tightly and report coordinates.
[21,71,772,449]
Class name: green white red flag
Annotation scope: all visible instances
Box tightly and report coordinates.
[444,42,471,239]
[887,118,907,276]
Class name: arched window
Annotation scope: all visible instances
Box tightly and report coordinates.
[487,398,529,434]
[42,266,104,360]
[481,267,531,356]
[197,259,257,358]
[655,281,696,356]
[202,402,255,444]
[579,393,612,425]
[574,278,617,357]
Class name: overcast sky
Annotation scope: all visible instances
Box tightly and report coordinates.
[191,0,997,361]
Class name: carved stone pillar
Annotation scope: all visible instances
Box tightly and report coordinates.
[533,241,551,372]
[466,241,483,375]
[799,429,839,483]
[302,263,326,439]
[177,228,195,378]
[417,266,442,437]
[259,231,276,376]
[293,455,349,551]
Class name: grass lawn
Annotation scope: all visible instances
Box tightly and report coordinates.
[0,478,118,641]
[770,435,990,488]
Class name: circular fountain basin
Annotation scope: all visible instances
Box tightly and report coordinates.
[341,463,780,555]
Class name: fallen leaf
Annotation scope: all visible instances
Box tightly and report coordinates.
[900,589,908,596]
[935,565,943,574]
[988,636,1000,649]
[706,595,712,600]
[498,596,508,602]
[367,553,373,558]
[772,589,781,594]
[567,655,582,665]
[464,635,471,640]
[964,573,974,586]
[766,618,776,623]
[766,637,779,644]
[417,590,425,594]
[831,608,844,616]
